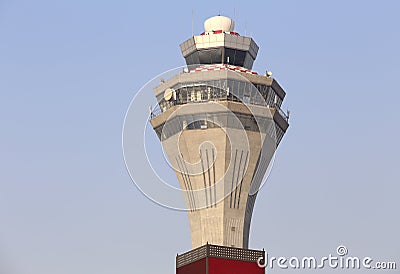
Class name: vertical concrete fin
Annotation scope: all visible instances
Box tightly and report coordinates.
[236,150,249,209]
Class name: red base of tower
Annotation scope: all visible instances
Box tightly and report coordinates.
[176,244,265,274]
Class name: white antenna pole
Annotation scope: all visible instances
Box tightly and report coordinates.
[234,1,237,22]
[192,9,194,37]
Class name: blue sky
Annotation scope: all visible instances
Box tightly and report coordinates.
[0,0,399,273]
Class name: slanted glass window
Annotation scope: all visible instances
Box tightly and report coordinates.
[234,50,246,66]
[186,48,223,65]
[243,53,255,69]
[224,48,248,67]
[185,52,200,65]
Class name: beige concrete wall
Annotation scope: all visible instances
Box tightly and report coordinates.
[155,102,277,249]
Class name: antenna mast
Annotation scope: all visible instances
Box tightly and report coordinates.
[191,9,194,37]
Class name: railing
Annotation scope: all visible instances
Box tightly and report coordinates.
[176,244,264,268]
[150,105,162,118]
[274,103,290,122]
[150,100,289,123]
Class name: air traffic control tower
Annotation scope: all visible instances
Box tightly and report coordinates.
[149,15,289,274]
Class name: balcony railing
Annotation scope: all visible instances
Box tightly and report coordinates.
[176,244,264,268]
[150,99,289,123]
[275,103,289,122]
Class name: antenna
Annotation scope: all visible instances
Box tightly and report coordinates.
[191,9,194,37]
[234,1,237,22]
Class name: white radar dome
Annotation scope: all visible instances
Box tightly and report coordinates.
[204,15,235,32]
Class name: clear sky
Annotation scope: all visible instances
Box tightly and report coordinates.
[0,0,399,273]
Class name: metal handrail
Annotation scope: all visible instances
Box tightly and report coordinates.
[150,105,162,118]
[274,103,289,122]
[150,100,289,123]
